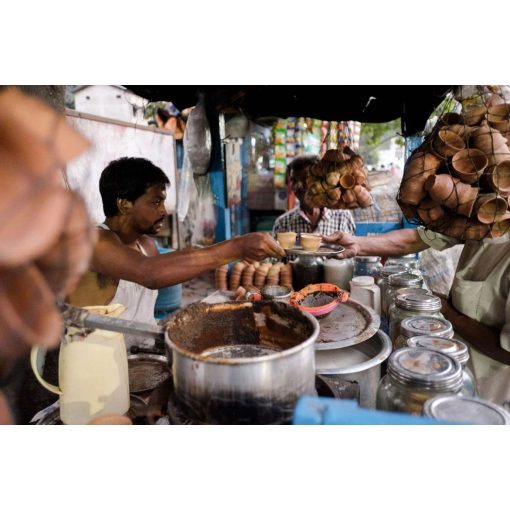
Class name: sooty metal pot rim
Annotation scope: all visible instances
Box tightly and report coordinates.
[165,302,320,365]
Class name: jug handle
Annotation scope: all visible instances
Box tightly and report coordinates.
[30,346,63,395]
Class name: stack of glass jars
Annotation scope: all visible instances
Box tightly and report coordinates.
[384,272,424,320]
[376,347,464,415]
[388,293,442,347]
[396,315,453,349]
[407,335,477,397]
[377,266,410,332]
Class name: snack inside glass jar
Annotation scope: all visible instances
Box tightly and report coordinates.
[376,347,463,415]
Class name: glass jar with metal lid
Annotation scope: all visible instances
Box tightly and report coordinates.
[385,254,420,272]
[378,266,409,313]
[407,335,476,396]
[376,347,464,415]
[384,272,424,321]
[389,294,442,346]
[423,395,510,424]
[386,288,433,325]
[353,256,383,279]
[378,264,409,286]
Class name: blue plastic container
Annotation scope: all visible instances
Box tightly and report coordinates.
[154,244,182,320]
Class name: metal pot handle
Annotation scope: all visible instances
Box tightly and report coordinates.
[30,346,62,395]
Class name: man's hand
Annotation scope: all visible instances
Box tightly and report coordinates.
[322,231,360,259]
[237,232,285,262]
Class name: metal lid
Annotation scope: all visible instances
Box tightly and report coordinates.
[351,276,375,287]
[395,288,432,299]
[401,316,453,339]
[407,335,468,365]
[388,272,423,288]
[395,293,442,312]
[423,395,510,424]
[388,347,463,391]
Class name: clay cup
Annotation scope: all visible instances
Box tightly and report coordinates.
[451,148,488,184]
[276,232,297,249]
[300,233,322,251]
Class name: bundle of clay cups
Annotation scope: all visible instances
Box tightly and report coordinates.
[304,146,373,209]
[399,100,510,240]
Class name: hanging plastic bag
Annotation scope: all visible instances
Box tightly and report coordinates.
[185,96,211,175]
[190,175,216,246]
[177,96,212,220]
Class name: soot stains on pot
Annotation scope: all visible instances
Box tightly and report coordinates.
[166,301,314,362]
[176,387,300,424]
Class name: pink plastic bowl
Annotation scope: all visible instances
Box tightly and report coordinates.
[290,283,349,318]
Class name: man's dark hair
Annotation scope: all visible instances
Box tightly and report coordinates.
[286,155,320,182]
[99,157,169,217]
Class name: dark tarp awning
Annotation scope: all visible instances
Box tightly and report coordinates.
[125,85,453,136]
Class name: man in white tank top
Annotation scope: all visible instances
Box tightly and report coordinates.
[68,157,284,348]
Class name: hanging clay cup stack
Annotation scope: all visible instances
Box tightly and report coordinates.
[474,193,509,224]
[437,112,464,128]
[436,112,475,139]
[490,212,510,238]
[470,123,510,170]
[431,128,465,159]
[353,184,373,207]
[488,160,510,196]
[399,95,510,241]
[451,148,488,184]
[463,105,487,126]
[417,198,445,223]
[425,174,479,218]
[436,214,469,238]
[464,219,492,240]
[303,146,372,209]
[399,151,441,205]
[489,119,510,134]
[487,103,510,124]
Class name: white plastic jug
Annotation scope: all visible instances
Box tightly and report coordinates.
[349,276,381,315]
[30,305,130,425]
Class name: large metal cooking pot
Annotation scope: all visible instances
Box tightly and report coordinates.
[165,301,319,424]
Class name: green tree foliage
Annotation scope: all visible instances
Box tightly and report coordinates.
[361,118,403,147]
[144,101,167,120]
[359,118,404,167]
